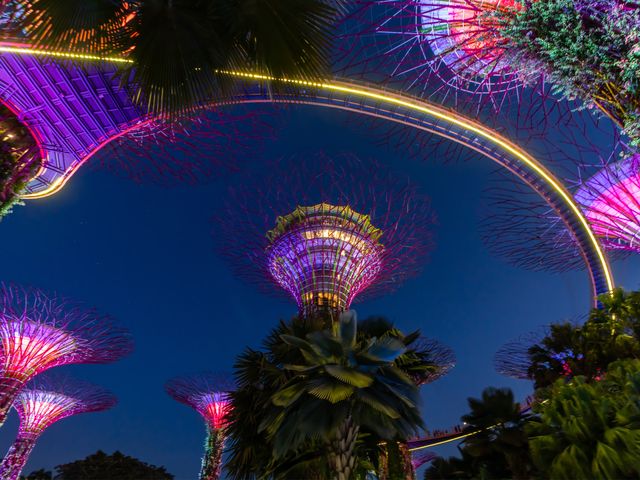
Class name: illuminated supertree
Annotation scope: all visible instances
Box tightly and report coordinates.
[217,153,435,318]
[411,450,438,470]
[0,283,132,426]
[0,5,275,214]
[575,154,640,253]
[0,375,116,480]
[165,373,234,480]
[408,336,457,386]
[338,0,537,104]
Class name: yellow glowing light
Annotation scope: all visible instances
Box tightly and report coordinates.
[3,45,613,293]
[0,43,134,64]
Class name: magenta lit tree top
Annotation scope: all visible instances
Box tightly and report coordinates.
[217,153,436,316]
[575,154,640,252]
[0,283,132,424]
[12,375,117,441]
[165,373,234,430]
[0,375,116,480]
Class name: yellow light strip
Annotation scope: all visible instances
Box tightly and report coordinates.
[223,71,615,292]
[409,429,480,451]
[0,44,134,64]
[1,46,613,292]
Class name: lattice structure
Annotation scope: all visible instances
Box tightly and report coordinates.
[409,336,457,386]
[337,0,537,107]
[217,153,435,317]
[575,155,640,253]
[266,203,386,316]
[0,375,116,480]
[411,450,437,470]
[0,283,132,425]
[166,373,234,480]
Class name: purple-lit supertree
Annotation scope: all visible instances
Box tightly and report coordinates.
[338,0,537,105]
[0,376,116,480]
[574,154,640,253]
[411,450,438,470]
[165,373,234,480]
[408,336,457,386]
[0,283,132,426]
[217,153,436,318]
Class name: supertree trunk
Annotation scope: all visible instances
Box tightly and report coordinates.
[0,377,24,427]
[201,426,225,480]
[329,416,360,480]
[0,435,37,480]
[397,442,415,480]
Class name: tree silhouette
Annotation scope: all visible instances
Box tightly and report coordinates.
[53,451,173,480]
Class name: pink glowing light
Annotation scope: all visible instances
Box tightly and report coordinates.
[576,156,640,252]
[200,393,232,429]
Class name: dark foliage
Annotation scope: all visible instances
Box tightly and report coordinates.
[53,451,174,480]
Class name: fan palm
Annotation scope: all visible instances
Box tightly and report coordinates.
[12,0,345,115]
[460,388,533,480]
[527,359,640,479]
[226,313,432,479]
[261,311,424,480]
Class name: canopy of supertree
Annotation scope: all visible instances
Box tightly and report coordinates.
[165,373,234,430]
[408,336,457,386]
[338,0,531,102]
[575,154,640,252]
[420,0,522,90]
[0,376,116,480]
[266,203,386,316]
[217,153,435,317]
[0,283,133,423]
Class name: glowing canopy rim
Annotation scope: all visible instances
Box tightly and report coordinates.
[266,203,386,313]
[0,43,614,304]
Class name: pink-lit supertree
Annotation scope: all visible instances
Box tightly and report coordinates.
[217,153,436,318]
[165,373,234,480]
[575,154,640,253]
[338,0,538,105]
[0,376,116,480]
[409,336,457,386]
[0,283,132,426]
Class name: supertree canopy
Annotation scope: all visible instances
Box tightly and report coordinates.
[217,153,435,317]
[0,376,116,480]
[338,0,533,103]
[575,155,640,253]
[407,336,457,386]
[166,373,235,480]
[0,283,132,426]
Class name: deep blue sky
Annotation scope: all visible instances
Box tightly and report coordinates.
[2,104,639,479]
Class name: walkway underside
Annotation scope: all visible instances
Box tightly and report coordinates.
[0,45,614,302]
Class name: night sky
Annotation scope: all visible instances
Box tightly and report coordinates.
[2,104,639,479]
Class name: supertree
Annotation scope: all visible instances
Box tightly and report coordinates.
[0,375,117,480]
[165,373,234,480]
[217,153,436,318]
[411,450,438,470]
[406,336,457,386]
[0,4,277,216]
[337,0,538,106]
[0,283,132,426]
[574,154,640,253]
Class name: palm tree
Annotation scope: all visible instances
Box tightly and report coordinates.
[225,313,433,479]
[12,0,345,115]
[527,359,640,479]
[261,311,423,480]
[460,388,533,480]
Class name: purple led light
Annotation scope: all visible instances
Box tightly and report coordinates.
[266,204,385,315]
[575,155,640,252]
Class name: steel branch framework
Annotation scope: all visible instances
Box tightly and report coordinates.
[0,43,615,304]
[575,154,640,253]
[218,153,435,316]
[166,373,235,480]
[0,375,116,480]
[0,283,132,426]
